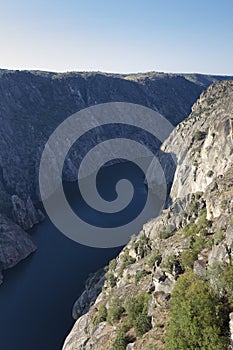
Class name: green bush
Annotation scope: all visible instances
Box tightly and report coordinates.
[162,254,176,273]
[107,297,125,325]
[135,269,150,285]
[159,226,173,239]
[134,313,152,337]
[125,292,150,323]
[109,258,117,271]
[107,272,117,288]
[181,234,206,270]
[111,329,130,350]
[165,272,228,350]
[133,234,151,258]
[183,209,211,237]
[92,304,107,325]
[124,292,152,338]
[180,249,197,270]
[147,252,162,268]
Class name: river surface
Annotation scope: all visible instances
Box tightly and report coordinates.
[0,161,159,350]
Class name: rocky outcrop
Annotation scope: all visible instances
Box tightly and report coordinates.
[63,80,233,349]
[11,195,44,230]
[0,214,36,284]
[72,269,106,319]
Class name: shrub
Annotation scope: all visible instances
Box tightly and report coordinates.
[207,170,214,177]
[165,272,228,350]
[124,292,152,338]
[107,297,125,325]
[92,304,107,325]
[134,313,152,337]
[109,258,117,271]
[159,226,173,239]
[183,209,211,237]
[194,130,207,141]
[133,234,151,258]
[181,235,206,270]
[111,331,129,350]
[162,254,176,273]
[135,269,150,285]
[107,273,117,288]
[180,249,197,270]
[147,252,162,268]
[121,249,136,268]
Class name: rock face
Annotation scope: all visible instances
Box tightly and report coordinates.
[0,214,36,284]
[12,195,44,230]
[148,80,233,199]
[62,81,233,349]
[1,70,232,281]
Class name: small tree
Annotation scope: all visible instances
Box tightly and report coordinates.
[166,272,228,350]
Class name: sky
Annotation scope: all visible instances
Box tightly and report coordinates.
[0,0,232,75]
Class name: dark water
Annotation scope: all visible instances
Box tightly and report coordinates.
[0,162,159,350]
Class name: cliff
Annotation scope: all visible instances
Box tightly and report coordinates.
[63,80,233,349]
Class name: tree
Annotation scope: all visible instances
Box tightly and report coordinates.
[166,272,228,350]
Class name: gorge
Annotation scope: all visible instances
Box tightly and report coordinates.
[0,70,233,349]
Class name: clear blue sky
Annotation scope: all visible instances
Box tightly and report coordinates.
[0,0,232,75]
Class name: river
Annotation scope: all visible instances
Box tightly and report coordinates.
[0,161,160,350]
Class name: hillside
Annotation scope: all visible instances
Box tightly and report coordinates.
[63,80,233,350]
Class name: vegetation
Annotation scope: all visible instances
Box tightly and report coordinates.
[107,297,125,325]
[109,258,117,271]
[180,249,197,270]
[194,130,207,141]
[111,326,131,350]
[181,234,206,270]
[132,233,151,258]
[134,312,152,337]
[124,292,152,337]
[166,272,228,350]
[147,252,162,268]
[213,227,225,245]
[207,170,214,177]
[162,254,176,273]
[183,209,211,237]
[134,269,150,285]
[92,304,107,326]
[107,272,117,288]
[159,226,173,239]
[119,248,136,276]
